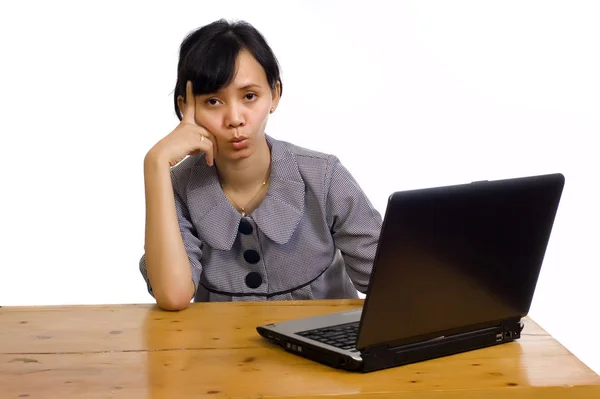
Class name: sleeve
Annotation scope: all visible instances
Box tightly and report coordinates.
[139,170,204,299]
[325,157,383,293]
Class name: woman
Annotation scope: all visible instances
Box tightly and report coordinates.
[140,19,382,310]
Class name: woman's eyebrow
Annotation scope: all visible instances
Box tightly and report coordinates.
[200,83,262,97]
[236,83,262,91]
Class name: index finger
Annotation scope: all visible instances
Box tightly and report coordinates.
[182,80,197,124]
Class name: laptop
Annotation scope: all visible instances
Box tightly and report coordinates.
[256,173,565,372]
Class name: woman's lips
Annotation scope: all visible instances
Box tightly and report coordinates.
[231,137,249,150]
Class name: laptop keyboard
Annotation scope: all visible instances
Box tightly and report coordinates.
[296,322,360,352]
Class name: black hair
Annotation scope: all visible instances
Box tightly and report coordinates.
[173,19,283,120]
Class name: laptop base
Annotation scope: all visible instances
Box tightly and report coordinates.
[361,318,524,373]
[258,318,523,373]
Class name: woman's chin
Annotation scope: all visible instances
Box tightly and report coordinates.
[218,146,254,163]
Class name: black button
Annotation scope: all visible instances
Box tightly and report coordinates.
[245,272,263,288]
[238,219,253,235]
[243,249,260,264]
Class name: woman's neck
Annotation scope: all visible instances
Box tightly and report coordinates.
[216,137,271,194]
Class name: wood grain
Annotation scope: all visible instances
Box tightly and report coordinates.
[0,300,360,353]
[1,299,598,398]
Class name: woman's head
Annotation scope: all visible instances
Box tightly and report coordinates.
[173,19,282,162]
[174,19,282,121]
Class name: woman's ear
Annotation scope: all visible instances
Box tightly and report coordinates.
[177,95,185,116]
[270,81,281,113]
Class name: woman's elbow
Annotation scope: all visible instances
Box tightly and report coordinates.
[156,293,192,311]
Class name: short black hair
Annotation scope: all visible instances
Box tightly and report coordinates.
[173,19,283,120]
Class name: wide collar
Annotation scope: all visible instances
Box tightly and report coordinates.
[185,135,306,250]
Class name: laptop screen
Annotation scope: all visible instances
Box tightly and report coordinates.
[356,174,564,350]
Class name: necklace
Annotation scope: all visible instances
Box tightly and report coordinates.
[222,169,270,216]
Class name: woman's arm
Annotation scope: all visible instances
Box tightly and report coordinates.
[325,158,383,293]
[142,155,195,310]
[140,81,214,310]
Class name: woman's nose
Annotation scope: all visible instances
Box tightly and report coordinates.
[225,104,245,128]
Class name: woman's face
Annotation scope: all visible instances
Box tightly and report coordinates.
[186,49,280,163]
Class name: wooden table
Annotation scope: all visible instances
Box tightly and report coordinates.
[1,299,599,398]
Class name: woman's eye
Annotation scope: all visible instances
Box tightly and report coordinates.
[206,98,219,106]
[245,93,256,100]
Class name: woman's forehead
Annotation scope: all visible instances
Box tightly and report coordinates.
[217,51,270,91]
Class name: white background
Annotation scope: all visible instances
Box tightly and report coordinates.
[1,1,598,374]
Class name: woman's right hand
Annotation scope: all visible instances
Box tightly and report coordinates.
[146,81,216,167]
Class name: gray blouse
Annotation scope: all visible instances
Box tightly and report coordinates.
[139,135,383,302]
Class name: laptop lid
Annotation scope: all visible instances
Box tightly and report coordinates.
[355,173,565,351]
